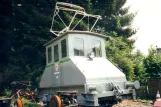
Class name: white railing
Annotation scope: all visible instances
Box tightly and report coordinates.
[50,2,102,36]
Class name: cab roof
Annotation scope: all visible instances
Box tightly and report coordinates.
[44,31,107,47]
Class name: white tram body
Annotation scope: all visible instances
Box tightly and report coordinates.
[38,2,140,107]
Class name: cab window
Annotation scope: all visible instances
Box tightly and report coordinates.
[92,40,102,57]
[73,38,84,56]
[61,39,67,58]
[54,44,59,62]
[47,47,52,63]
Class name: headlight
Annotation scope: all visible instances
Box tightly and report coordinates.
[88,84,96,91]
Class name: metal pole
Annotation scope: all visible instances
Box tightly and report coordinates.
[90,17,100,32]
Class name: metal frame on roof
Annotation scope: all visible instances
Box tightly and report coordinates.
[50,2,102,37]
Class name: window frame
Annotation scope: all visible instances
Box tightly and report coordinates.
[91,39,102,57]
[61,39,67,58]
[73,37,84,56]
[46,45,53,64]
[54,43,59,62]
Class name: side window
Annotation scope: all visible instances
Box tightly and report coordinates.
[54,44,59,62]
[92,40,102,57]
[61,39,67,58]
[47,47,52,63]
[73,38,84,56]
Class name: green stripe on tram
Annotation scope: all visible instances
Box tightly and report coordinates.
[45,58,71,68]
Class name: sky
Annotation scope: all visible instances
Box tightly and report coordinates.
[124,0,161,55]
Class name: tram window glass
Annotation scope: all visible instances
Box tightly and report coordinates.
[61,39,67,58]
[54,44,59,62]
[47,47,52,63]
[92,40,102,57]
[74,38,84,56]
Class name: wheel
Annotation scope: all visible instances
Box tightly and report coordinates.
[49,95,62,107]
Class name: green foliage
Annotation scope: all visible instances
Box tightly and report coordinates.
[132,51,147,84]
[93,0,136,37]
[21,98,35,104]
[143,47,161,78]
[1,88,11,97]
[105,37,135,81]
[0,0,53,88]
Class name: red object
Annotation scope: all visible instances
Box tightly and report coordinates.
[154,99,161,107]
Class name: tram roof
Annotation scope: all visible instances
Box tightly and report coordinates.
[44,31,107,46]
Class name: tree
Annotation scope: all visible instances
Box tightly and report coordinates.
[91,0,136,38]
[0,0,13,89]
[99,0,137,81]
[105,37,135,81]
[132,50,147,85]
[1,0,55,88]
[143,47,161,78]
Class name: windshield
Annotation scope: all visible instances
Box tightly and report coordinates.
[91,40,102,57]
[73,38,84,56]
[73,38,102,57]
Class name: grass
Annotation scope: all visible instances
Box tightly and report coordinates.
[135,98,153,104]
